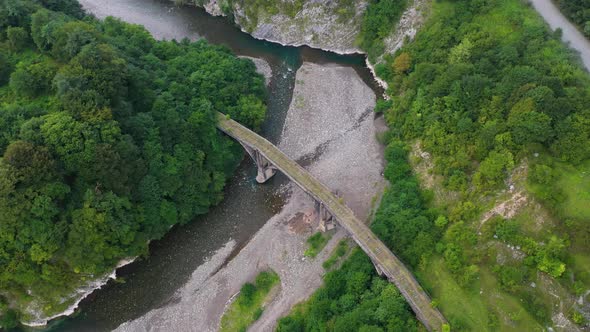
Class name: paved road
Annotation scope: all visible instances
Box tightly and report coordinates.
[217,113,447,331]
[529,0,590,71]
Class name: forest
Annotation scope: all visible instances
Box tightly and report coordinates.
[281,0,590,330]
[359,0,408,61]
[554,0,590,38]
[0,0,266,327]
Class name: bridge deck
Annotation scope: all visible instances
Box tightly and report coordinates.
[216,113,447,331]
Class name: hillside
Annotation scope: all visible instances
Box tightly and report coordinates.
[279,0,590,330]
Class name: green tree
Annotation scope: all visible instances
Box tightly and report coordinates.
[9,58,57,98]
[0,1,268,321]
[449,38,473,64]
[473,149,515,189]
[66,191,136,274]
[0,51,12,85]
[232,95,266,130]
[0,308,19,329]
[551,113,590,163]
[30,8,70,52]
[51,21,100,61]
[507,98,552,145]
[535,236,567,278]
[0,0,38,30]
[57,43,127,103]
[6,26,29,51]
[359,0,409,60]
[3,140,55,184]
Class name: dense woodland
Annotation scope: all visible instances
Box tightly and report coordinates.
[554,0,590,38]
[0,0,266,327]
[281,0,590,330]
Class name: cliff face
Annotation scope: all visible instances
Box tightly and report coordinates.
[194,0,368,54]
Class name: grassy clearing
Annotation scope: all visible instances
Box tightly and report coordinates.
[571,254,590,287]
[219,270,280,332]
[422,257,490,330]
[304,232,331,258]
[478,268,544,331]
[554,160,590,221]
[509,203,555,239]
[421,257,544,331]
[322,239,349,270]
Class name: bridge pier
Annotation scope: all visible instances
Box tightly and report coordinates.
[242,145,277,183]
[372,259,385,277]
[316,202,336,232]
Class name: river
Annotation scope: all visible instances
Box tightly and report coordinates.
[41,1,380,331]
[529,0,590,71]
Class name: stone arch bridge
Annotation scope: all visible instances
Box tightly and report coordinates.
[216,112,447,331]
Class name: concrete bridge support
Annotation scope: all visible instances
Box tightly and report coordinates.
[317,202,336,232]
[372,259,385,277]
[242,145,277,183]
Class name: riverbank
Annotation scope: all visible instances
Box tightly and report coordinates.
[114,62,384,331]
[22,258,136,327]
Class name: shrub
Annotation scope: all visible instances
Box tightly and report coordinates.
[239,283,257,307]
[255,270,279,291]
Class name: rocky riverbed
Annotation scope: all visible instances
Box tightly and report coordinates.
[114,62,385,332]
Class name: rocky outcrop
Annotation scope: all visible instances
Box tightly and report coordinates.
[193,0,368,54]
[382,0,429,57]
[188,0,431,92]
[368,0,431,92]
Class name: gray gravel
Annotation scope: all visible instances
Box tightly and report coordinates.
[279,63,376,161]
[280,62,383,220]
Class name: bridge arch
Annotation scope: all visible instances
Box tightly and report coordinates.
[217,112,448,331]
